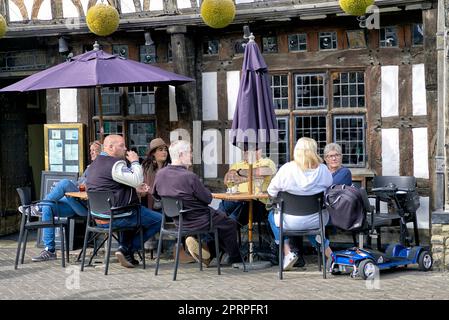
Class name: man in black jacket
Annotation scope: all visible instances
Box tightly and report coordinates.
[87,135,161,268]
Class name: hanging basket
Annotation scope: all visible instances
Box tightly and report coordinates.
[86,3,120,36]
[0,14,7,39]
[201,0,236,29]
[339,0,375,16]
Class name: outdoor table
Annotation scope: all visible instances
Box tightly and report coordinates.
[212,192,270,263]
[65,191,88,200]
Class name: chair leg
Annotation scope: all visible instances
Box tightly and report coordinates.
[279,236,283,280]
[352,232,358,247]
[21,230,29,265]
[413,215,420,246]
[140,227,146,270]
[104,233,113,276]
[80,228,90,272]
[197,234,203,271]
[60,226,66,268]
[173,236,182,281]
[376,228,382,251]
[317,244,321,271]
[154,232,163,276]
[15,214,26,269]
[214,230,221,276]
[321,241,327,280]
[65,224,70,263]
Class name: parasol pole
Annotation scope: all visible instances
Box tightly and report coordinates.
[92,41,104,144]
[247,151,254,263]
[97,86,104,144]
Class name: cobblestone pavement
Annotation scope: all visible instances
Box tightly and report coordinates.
[1,234,448,301]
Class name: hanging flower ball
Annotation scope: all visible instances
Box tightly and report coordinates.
[201,0,236,29]
[339,0,375,16]
[86,3,120,36]
[0,14,7,39]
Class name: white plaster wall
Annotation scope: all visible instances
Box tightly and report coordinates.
[121,0,138,13]
[381,128,400,175]
[227,71,240,120]
[169,85,178,122]
[37,0,52,20]
[226,130,243,166]
[59,89,78,123]
[203,129,219,178]
[177,0,192,9]
[150,0,164,11]
[413,128,429,179]
[202,72,218,121]
[381,66,399,117]
[8,1,23,21]
[412,64,427,116]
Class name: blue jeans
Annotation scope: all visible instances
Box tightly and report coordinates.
[218,200,243,222]
[97,206,162,252]
[42,179,88,251]
[267,210,330,250]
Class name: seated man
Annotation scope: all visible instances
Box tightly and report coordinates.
[153,140,242,266]
[29,140,102,262]
[86,135,162,268]
[220,148,277,227]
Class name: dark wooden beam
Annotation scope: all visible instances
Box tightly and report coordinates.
[3,0,432,38]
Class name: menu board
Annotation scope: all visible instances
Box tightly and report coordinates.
[44,123,85,174]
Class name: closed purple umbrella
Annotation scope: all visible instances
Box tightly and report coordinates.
[230,35,277,149]
[0,42,194,142]
[229,34,277,266]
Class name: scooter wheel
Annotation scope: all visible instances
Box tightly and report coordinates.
[358,259,378,280]
[418,250,433,271]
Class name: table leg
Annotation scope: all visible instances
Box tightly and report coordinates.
[248,199,253,263]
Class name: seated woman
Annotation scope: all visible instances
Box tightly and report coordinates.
[267,137,333,271]
[323,143,352,186]
[139,138,194,263]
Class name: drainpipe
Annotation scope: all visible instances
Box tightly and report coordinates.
[435,0,447,213]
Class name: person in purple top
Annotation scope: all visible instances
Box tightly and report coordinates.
[323,143,352,186]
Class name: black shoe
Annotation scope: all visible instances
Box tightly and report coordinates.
[293,253,306,268]
[130,253,139,266]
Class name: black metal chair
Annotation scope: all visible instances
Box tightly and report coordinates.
[15,187,70,269]
[275,191,327,280]
[155,196,222,281]
[371,176,420,248]
[80,191,145,275]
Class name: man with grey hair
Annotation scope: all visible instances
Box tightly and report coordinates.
[153,140,243,266]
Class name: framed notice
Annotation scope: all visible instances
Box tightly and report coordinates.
[44,123,85,175]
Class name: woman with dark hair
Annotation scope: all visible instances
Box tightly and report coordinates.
[141,138,171,210]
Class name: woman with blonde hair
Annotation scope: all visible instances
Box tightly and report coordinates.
[267,137,333,270]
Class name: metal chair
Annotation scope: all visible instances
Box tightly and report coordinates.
[15,187,70,269]
[155,196,222,281]
[275,191,327,280]
[371,176,420,248]
[80,191,145,275]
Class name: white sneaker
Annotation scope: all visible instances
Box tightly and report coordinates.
[283,252,298,271]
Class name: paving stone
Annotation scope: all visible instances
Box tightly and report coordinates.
[1,237,449,300]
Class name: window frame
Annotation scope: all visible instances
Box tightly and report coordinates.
[271,69,368,168]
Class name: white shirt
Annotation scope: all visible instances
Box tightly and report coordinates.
[268,162,333,230]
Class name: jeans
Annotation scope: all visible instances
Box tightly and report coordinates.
[218,200,243,222]
[42,179,88,251]
[97,206,162,252]
[267,210,330,250]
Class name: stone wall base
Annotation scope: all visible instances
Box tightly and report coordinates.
[431,211,449,271]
